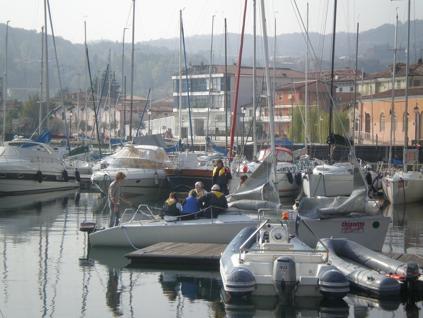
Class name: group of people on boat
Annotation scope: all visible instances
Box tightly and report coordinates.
[107,159,233,226]
[163,182,228,220]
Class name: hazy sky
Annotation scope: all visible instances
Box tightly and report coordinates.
[2,0,422,44]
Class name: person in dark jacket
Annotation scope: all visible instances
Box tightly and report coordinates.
[180,190,200,220]
[198,184,228,218]
[212,159,232,195]
[163,192,181,217]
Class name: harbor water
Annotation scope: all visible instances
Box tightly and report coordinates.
[0,190,422,317]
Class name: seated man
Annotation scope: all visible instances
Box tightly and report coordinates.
[163,192,182,219]
[180,190,200,220]
[198,184,228,218]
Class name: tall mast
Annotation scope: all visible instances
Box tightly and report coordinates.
[305,3,309,152]
[403,0,411,172]
[328,0,338,163]
[206,15,215,150]
[388,12,398,169]
[352,22,359,158]
[2,21,9,144]
[224,18,228,151]
[121,27,127,138]
[39,26,44,135]
[273,18,276,125]
[252,0,257,156]
[43,0,50,130]
[229,0,248,159]
[129,0,135,141]
[108,49,112,152]
[260,0,276,181]
[178,10,183,141]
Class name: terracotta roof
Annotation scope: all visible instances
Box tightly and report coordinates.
[365,62,423,79]
[309,68,363,81]
[276,80,331,93]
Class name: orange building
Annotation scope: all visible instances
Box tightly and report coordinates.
[356,87,423,146]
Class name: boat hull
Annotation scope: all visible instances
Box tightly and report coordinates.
[0,178,79,196]
[382,173,423,205]
[165,168,212,192]
[89,216,257,248]
[293,215,390,252]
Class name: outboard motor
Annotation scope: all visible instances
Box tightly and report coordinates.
[318,268,349,300]
[225,268,256,297]
[273,257,296,296]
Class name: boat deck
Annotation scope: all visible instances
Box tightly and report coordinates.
[126,242,226,269]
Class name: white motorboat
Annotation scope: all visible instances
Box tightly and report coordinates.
[220,220,349,299]
[91,144,171,198]
[292,189,390,251]
[382,171,423,205]
[302,162,354,198]
[88,205,259,248]
[0,138,79,195]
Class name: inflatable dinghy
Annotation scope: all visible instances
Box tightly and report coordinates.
[322,238,421,297]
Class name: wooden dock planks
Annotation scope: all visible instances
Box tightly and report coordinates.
[126,242,226,269]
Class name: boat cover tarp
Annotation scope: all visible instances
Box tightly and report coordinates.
[132,134,166,148]
[298,188,378,219]
[228,156,280,204]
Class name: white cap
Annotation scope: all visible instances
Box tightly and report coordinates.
[211,184,220,191]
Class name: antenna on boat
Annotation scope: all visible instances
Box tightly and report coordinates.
[129,0,136,141]
[224,17,228,151]
[328,0,338,164]
[2,20,9,145]
[252,0,257,156]
[206,15,215,152]
[403,0,411,173]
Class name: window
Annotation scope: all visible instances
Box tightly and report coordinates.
[365,113,371,133]
[379,113,385,132]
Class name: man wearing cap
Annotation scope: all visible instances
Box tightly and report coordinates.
[198,184,228,218]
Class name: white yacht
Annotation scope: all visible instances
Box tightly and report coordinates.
[302,162,354,197]
[90,144,171,198]
[0,138,79,195]
[382,171,423,205]
[220,220,349,299]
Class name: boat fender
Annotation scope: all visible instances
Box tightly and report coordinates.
[35,170,43,183]
[318,269,349,299]
[75,170,81,182]
[286,171,294,184]
[294,172,302,186]
[225,268,256,295]
[273,257,296,294]
[62,170,69,182]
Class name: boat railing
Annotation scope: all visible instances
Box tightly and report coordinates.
[121,204,162,224]
[238,219,271,263]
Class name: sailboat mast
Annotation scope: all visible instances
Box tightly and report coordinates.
[39,26,44,135]
[129,0,135,141]
[389,12,398,170]
[43,0,50,130]
[224,18,228,150]
[403,0,411,172]
[229,0,248,159]
[178,10,183,141]
[328,0,338,163]
[352,22,359,158]
[260,0,276,180]
[206,15,215,150]
[121,27,127,138]
[305,3,309,152]
[2,21,9,144]
[252,0,257,156]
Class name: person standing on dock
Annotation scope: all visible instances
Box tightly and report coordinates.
[108,172,126,227]
[212,159,232,195]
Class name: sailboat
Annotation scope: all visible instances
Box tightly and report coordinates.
[382,1,423,205]
[301,0,354,198]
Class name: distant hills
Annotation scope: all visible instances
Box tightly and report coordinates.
[0,20,422,101]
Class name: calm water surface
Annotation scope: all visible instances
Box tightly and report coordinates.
[0,191,421,317]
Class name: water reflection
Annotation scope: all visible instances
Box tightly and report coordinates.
[384,203,423,255]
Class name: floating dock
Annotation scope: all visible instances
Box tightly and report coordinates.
[126,242,423,272]
[126,242,226,269]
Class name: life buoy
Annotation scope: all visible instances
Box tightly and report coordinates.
[35,170,43,183]
[62,170,69,182]
[75,170,81,182]
[286,171,294,184]
[294,172,303,186]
